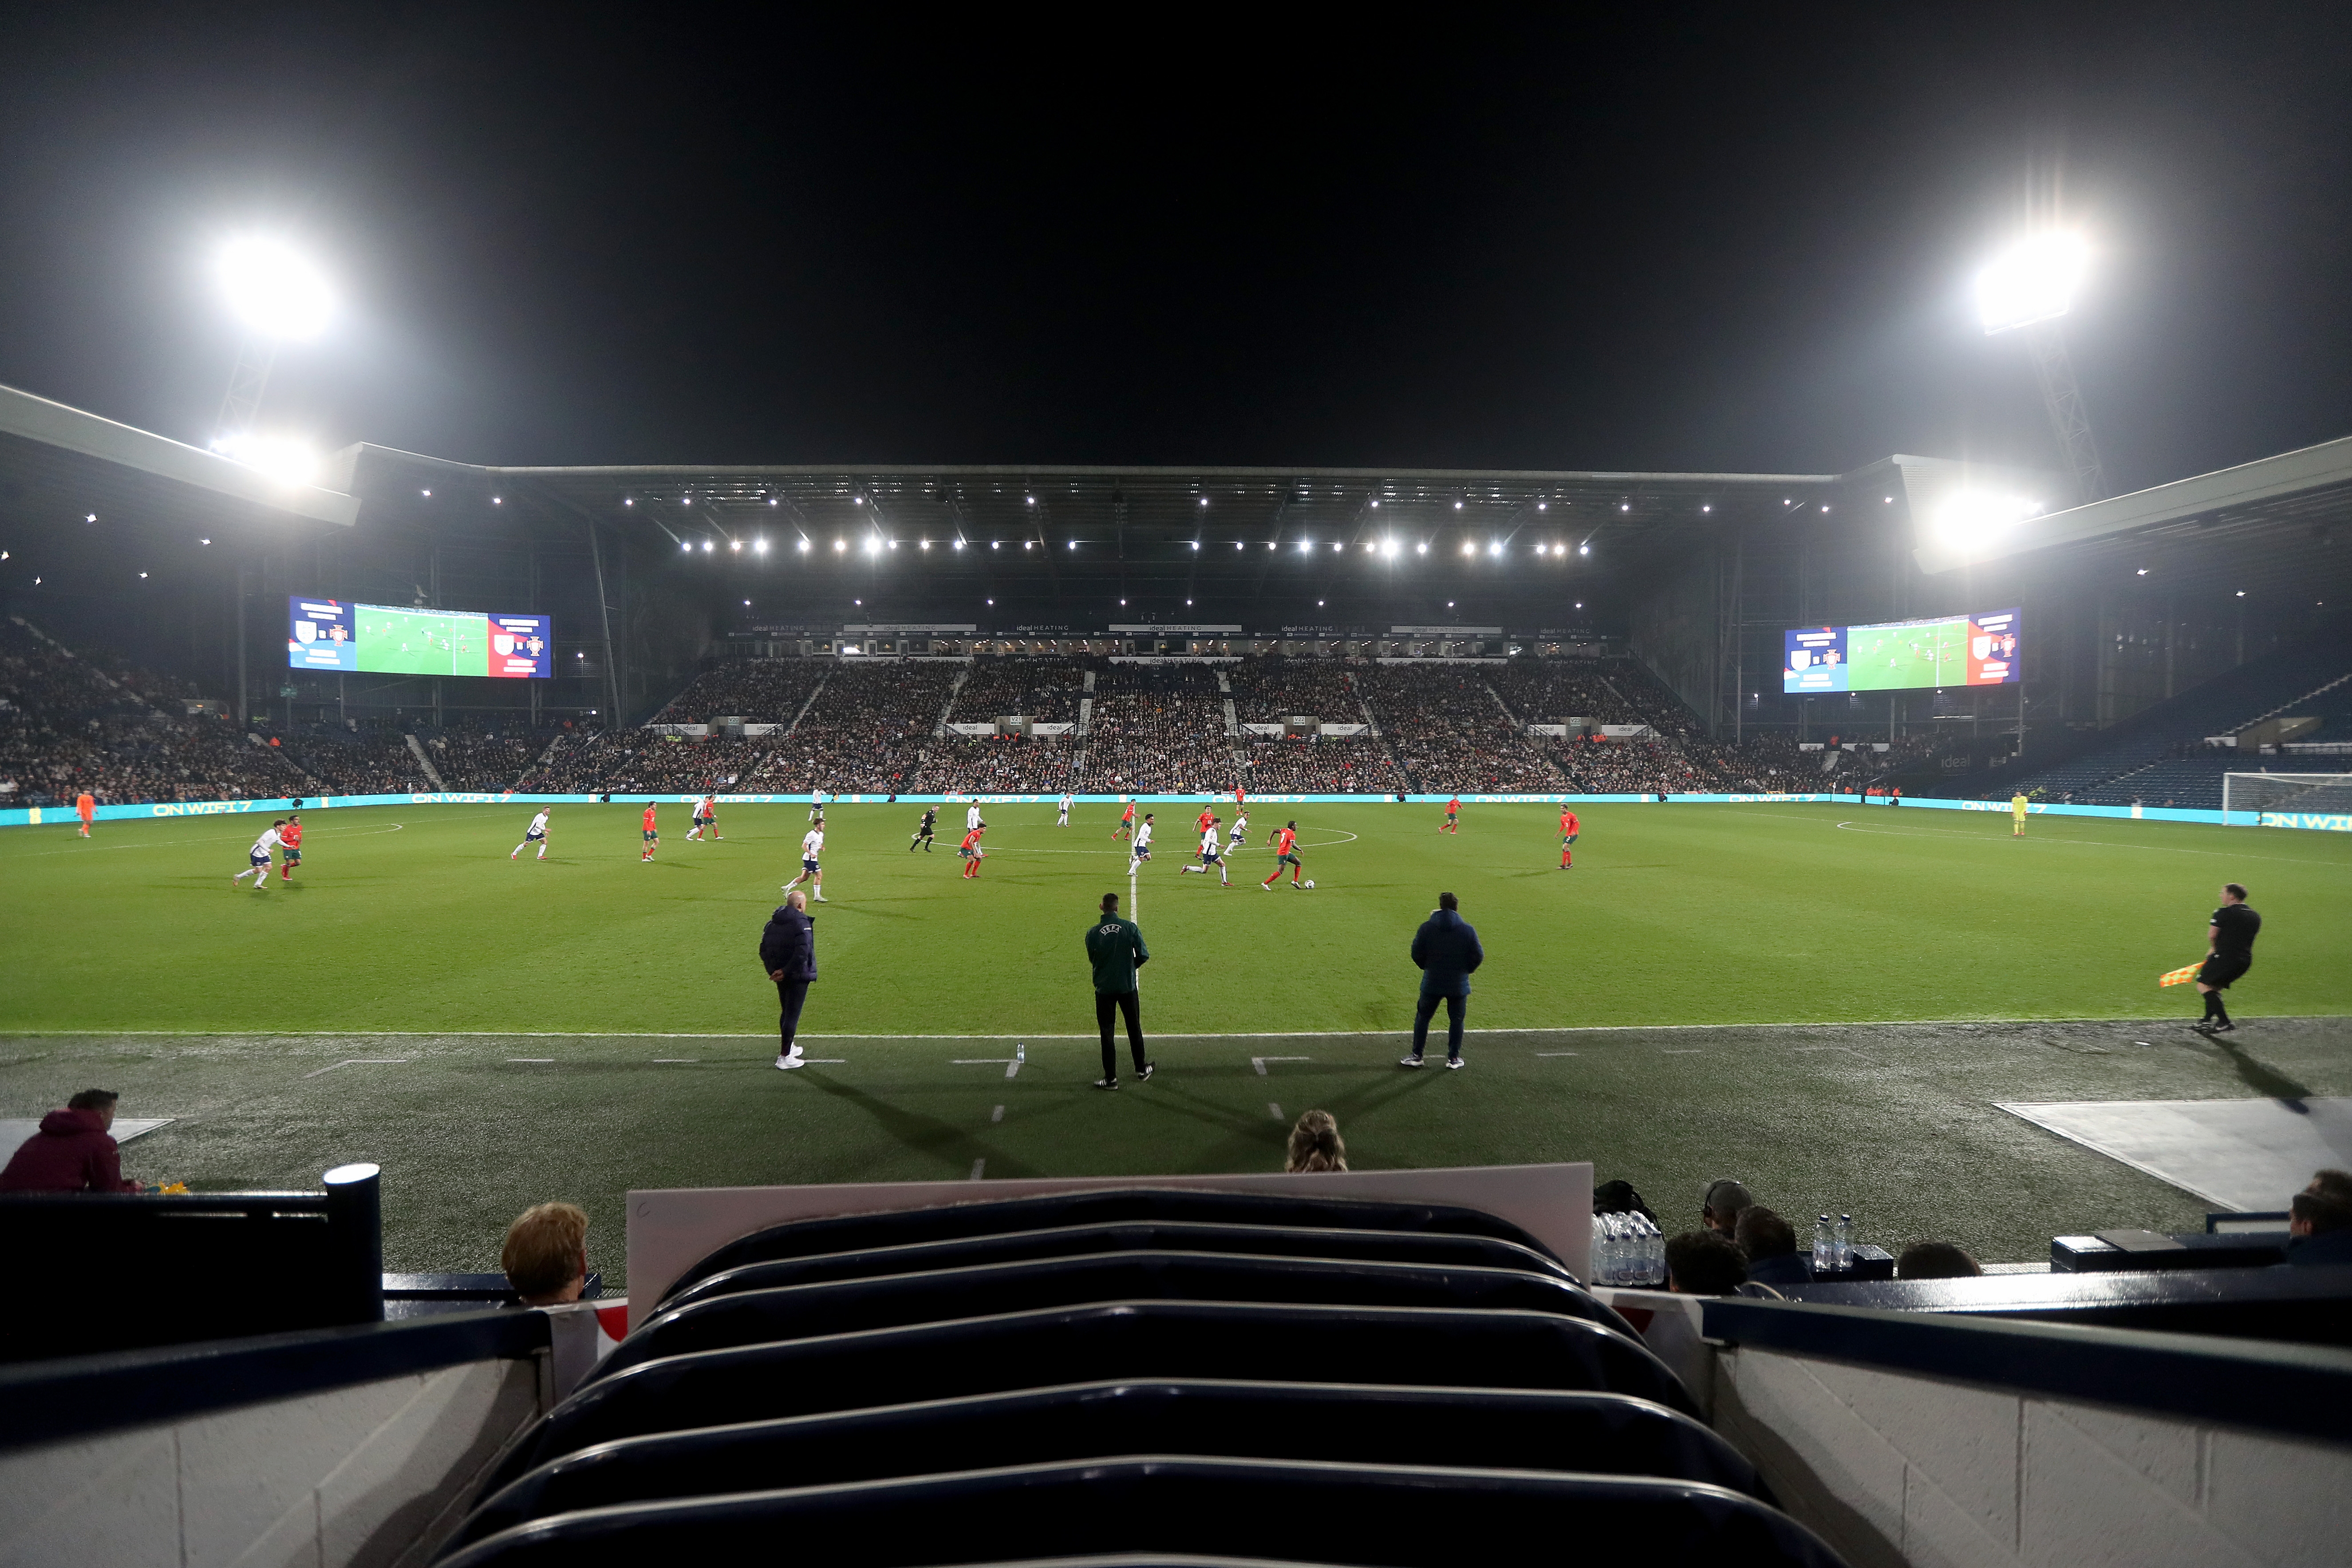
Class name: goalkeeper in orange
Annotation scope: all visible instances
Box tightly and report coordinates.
[1558,806,1580,870]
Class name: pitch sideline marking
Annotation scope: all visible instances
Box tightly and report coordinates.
[1268,1102,1283,1121]
[1814,816,2328,865]
[13,822,410,858]
[9,1018,2287,1041]
[1251,1055,1310,1075]
[301,1057,410,1078]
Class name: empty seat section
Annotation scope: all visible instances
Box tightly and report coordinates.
[608,1250,1631,1376]
[439,1458,1844,1568]
[482,1299,1696,1491]
[660,1187,1559,1303]
[663,1217,1575,1308]
[451,1380,1767,1550]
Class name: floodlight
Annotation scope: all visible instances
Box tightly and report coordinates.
[1453,501,1462,510]
[1332,541,1343,552]
[1976,232,2088,334]
[1200,498,1208,507]
[834,539,847,551]
[1490,541,1504,556]
[1537,502,1547,511]
[1190,541,1200,550]
[1462,542,1475,556]
[1701,504,1711,513]
[208,431,319,486]
[797,539,811,552]
[492,496,501,505]
[755,539,768,553]
[702,540,714,552]
[1068,540,1077,549]
[1369,500,1379,508]
[1416,542,1428,554]
[730,540,742,551]
[855,497,864,505]
[1579,543,1590,556]
[1934,491,2042,547]
[218,238,333,339]
[681,540,692,552]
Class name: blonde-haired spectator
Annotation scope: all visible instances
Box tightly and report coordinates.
[1285,1109,1348,1173]
[502,1202,590,1306]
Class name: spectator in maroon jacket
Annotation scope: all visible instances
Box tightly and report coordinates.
[0,1090,140,1193]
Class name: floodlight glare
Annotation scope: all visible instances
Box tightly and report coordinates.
[1935,491,2043,547]
[1462,542,1475,556]
[207,431,319,486]
[681,540,692,552]
[217,238,333,339]
[1975,232,2089,334]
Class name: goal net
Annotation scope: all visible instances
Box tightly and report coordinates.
[2222,772,2352,821]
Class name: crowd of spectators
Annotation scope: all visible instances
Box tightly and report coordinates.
[1,619,318,804]
[595,735,773,794]
[948,657,1085,724]
[1541,735,1710,794]
[648,660,828,725]
[1358,665,1559,791]
[1079,664,1235,793]
[1238,739,1402,794]
[279,721,432,794]
[760,660,961,795]
[916,734,1079,793]
[1487,659,1647,727]
[1227,656,1365,725]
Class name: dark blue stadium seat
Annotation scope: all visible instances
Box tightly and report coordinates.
[659,1187,1560,1304]
[605,1250,1633,1378]
[483,1299,1696,1492]
[661,1217,1575,1310]
[450,1380,1768,1551]
[437,1457,1846,1568]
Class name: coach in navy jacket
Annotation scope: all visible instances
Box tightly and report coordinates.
[1403,893,1484,1068]
[761,893,818,1069]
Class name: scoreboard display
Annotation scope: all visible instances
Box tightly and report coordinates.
[1785,608,2019,694]
[288,598,552,678]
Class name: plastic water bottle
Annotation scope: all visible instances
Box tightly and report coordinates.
[1835,1214,1853,1273]
[1593,1213,1615,1284]
[1015,1041,1026,1064]
[1813,1214,1834,1274]
[1636,1213,1661,1285]
[1650,1214,1668,1285]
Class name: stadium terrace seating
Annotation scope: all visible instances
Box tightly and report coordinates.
[765,660,961,794]
[948,656,1085,723]
[440,1186,1848,1567]
[647,658,828,725]
[1970,636,2352,806]
[1080,664,1235,793]
[1358,664,1560,791]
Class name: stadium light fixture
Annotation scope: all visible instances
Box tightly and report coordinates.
[1538,502,1547,511]
[421,489,431,497]
[1300,539,1313,552]
[1701,504,1712,513]
[209,431,320,486]
[1446,600,1455,608]
[1884,496,1894,503]
[1333,541,1344,552]
[1200,498,1209,507]
[730,539,742,550]
[797,539,810,552]
[702,540,714,552]
[217,238,333,340]
[624,498,633,506]
[1027,496,1035,505]
[681,540,691,552]
[1453,501,1463,510]
[1069,540,1077,550]
[854,497,864,506]
[1579,542,1590,556]
[770,499,778,506]
[1619,503,1630,512]
[1934,491,2043,549]
[1416,542,1428,555]
[953,539,964,550]
[834,539,846,551]
[491,496,501,505]
[1369,499,1379,508]
[1267,542,1275,550]
[1975,232,2089,334]
[2136,567,2147,575]
[1462,542,1475,557]
[920,539,929,550]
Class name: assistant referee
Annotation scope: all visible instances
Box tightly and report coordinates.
[2192,883,2261,1035]
[1085,892,1154,1089]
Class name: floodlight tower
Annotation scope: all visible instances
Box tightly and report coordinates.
[1975,232,2105,504]
[211,238,333,448]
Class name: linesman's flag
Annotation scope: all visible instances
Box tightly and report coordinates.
[2158,962,2203,988]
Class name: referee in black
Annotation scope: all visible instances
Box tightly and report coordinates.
[2192,882,2261,1034]
[1085,892,1154,1089]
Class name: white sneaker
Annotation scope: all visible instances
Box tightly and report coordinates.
[814,894,828,902]
[775,1052,805,1070]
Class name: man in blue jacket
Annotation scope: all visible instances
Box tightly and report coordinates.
[761,890,817,1070]
[1401,891,1483,1070]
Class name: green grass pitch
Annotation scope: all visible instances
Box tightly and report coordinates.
[2,801,2346,1283]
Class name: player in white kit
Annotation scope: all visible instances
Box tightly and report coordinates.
[1126,814,1154,875]
[1058,792,1072,826]
[233,822,284,889]
[1227,809,1249,850]
[809,789,825,823]
[967,802,983,833]
[1180,820,1231,885]
[511,808,551,861]
[783,822,828,902]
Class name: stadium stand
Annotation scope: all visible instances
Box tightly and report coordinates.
[1971,635,2352,807]
[1080,664,1236,793]
[647,659,829,725]
[1359,664,1561,791]
[765,660,961,794]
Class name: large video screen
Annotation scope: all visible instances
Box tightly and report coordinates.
[1784,608,2019,694]
[288,598,552,679]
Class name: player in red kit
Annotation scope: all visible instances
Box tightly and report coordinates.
[1442,796,1460,833]
[1196,806,1216,838]
[640,803,659,861]
[1261,822,1305,889]
[1558,807,1579,869]
[1233,785,1246,811]
[75,791,95,838]
[278,814,304,881]
[960,822,986,878]
[1114,801,1134,841]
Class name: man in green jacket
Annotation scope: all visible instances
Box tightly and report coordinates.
[1085,891,1155,1089]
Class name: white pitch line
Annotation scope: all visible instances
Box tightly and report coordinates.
[1268,1102,1284,1121]
[991,1104,1005,1123]
[1251,1055,1311,1075]
[300,1058,410,1078]
[1535,1051,1579,1057]
[651,1058,699,1063]
[969,1158,987,1180]
[507,1058,555,1063]
[1660,1049,1702,1055]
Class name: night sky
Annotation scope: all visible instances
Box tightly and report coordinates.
[2,5,2347,489]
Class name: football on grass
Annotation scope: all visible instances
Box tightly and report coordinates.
[1303,879,1314,889]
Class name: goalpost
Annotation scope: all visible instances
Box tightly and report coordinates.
[2222,771,2352,824]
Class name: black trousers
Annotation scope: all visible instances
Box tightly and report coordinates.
[1412,990,1467,1060]
[777,980,810,1054]
[1096,990,1145,1078]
